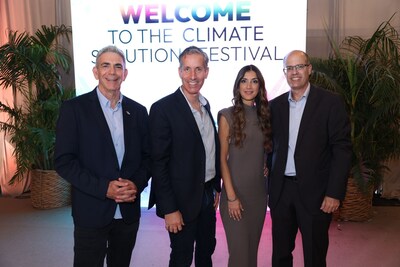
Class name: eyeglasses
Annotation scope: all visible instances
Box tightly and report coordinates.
[283,64,310,73]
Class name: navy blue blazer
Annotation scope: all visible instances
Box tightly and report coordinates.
[55,89,151,228]
[148,89,221,222]
[268,85,352,213]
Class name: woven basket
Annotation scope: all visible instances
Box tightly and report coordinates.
[30,169,71,209]
[335,177,373,222]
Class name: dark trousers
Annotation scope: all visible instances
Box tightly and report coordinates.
[270,179,332,267]
[168,186,217,267]
[73,219,139,267]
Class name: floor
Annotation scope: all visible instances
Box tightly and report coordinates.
[0,196,399,267]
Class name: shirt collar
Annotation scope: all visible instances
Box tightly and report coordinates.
[288,83,310,102]
[179,86,208,108]
[96,87,123,109]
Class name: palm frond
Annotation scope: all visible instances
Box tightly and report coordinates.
[310,13,400,192]
[0,24,74,184]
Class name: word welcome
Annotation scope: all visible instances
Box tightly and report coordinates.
[120,2,251,24]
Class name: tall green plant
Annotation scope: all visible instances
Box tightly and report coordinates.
[0,25,71,100]
[310,14,400,192]
[0,25,74,184]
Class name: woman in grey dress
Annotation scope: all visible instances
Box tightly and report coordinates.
[218,65,272,267]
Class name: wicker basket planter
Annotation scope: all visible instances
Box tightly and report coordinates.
[30,169,71,209]
[336,177,374,222]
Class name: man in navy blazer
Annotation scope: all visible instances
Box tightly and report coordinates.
[148,46,221,267]
[55,45,151,267]
[267,50,352,267]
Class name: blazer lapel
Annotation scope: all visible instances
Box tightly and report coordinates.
[174,89,202,137]
[121,98,135,163]
[296,86,318,146]
[279,92,290,146]
[88,89,119,164]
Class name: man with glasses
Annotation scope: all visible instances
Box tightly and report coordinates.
[267,50,352,267]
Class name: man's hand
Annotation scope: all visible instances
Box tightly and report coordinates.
[320,196,340,213]
[107,178,138,203]
[164,211,185,233]
[213,191,220,210]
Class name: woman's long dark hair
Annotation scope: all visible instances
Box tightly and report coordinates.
[231,65,272,152]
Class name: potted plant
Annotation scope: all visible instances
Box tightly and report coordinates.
[0,24,74,208]
[310,14,400,221]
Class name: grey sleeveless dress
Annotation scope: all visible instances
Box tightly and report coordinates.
[218,105,267,267]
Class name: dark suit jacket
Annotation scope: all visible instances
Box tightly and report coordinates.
[55,89,151,228]
[148,89,221,222]
[268,85,352,213]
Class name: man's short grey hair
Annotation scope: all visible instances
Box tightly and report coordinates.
[178,46,209,69]
[95,45,126,66]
